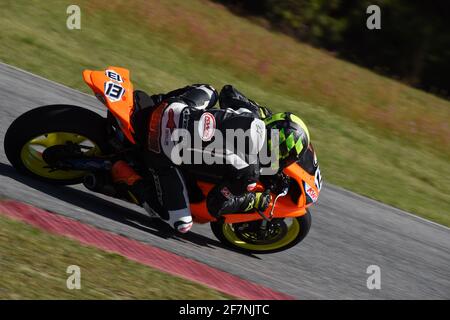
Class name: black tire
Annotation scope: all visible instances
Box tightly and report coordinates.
[4,104,109,185]
[210,210,312,254]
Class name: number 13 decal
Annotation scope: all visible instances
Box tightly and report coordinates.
[104,81,125,102]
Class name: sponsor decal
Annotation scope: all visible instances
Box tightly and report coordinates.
[166,109,176,133]
[164,108,177,146]
[198,112,215,141]
[161,103,184,151]
[304,182,318,202]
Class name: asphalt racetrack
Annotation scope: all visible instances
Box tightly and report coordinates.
[0,63,448,299]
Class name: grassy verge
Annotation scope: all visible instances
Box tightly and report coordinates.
[0,214,232,299]
[0,0,448,225]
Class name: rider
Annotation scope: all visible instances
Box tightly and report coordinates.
[110,84,310,233]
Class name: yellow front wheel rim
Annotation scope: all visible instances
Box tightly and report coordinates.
[222,218,300,252]
[20,132,101,180]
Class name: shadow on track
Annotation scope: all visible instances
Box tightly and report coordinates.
[0,162,260,259]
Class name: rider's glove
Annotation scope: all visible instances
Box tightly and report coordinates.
[253,190,271,212]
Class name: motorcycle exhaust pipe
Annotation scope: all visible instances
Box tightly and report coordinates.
[83,173,117,197]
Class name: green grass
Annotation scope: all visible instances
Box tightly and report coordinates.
[0,0,449,226]
[0,214,232,299]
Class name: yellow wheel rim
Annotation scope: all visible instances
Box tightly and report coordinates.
[20,132,101,180]
[222,218,300,252]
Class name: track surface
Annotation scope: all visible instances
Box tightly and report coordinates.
[0,63,449,299]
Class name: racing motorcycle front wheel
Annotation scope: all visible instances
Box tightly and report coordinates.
[4,105,109,185]
[210,210,311,254]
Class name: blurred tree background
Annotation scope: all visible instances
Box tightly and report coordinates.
[214,0,450,98]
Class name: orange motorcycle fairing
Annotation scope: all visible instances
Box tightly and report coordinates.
[190,162,317,224]
[284,161,320,208]
[82,67,136,144]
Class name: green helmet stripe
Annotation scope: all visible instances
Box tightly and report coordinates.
[289,114,310,141]
[279,128,286,142]
[264,113,286,126]
[285,133,304,155]
[285,133,295,150]
[295,138,304,154]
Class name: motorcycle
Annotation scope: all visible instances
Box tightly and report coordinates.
[4,66,322,254]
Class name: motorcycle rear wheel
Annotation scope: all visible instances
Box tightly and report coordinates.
[210,210,311,254]
[4,105,109,185]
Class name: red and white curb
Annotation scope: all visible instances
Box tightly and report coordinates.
[0,200,294,300]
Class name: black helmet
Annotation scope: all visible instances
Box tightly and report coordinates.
[264,112,310,168]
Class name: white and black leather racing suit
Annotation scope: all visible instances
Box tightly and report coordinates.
[130,84,269,233]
